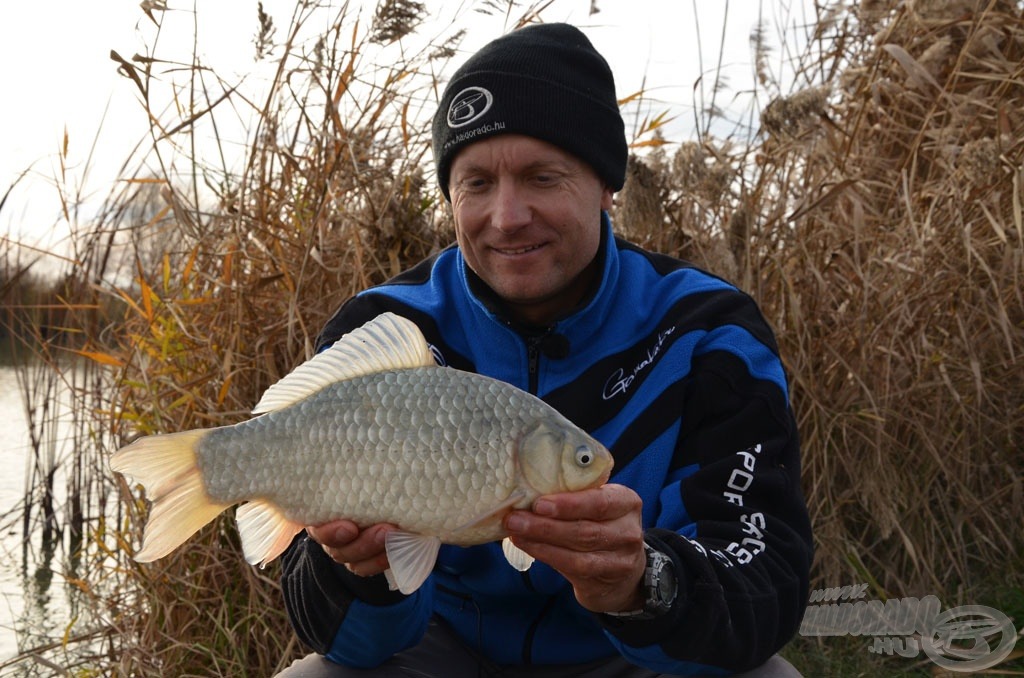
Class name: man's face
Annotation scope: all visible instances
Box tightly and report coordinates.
[448,134,613,326]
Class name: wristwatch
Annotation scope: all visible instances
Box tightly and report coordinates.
[605,541,678,619]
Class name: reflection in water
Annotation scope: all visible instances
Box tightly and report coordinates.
[19,530,56,652]
[0,363,100,675]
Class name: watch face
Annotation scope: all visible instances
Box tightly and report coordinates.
[656,564,677,604]
[643,544,677,613]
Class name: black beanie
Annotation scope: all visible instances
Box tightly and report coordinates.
[432,23,627,200]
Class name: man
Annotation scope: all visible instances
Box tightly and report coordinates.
[276,22,813,677]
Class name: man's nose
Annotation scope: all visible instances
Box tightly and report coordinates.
[493,182,531,233]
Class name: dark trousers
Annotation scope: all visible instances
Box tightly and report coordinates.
[274,618,801,677]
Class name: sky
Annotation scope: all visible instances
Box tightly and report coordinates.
[0,0,817,257]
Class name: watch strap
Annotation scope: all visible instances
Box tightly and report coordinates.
[604,541,677,619]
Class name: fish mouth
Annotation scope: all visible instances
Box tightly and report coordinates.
[596,447,614,486]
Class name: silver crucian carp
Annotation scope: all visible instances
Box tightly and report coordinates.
[111,312,613,594]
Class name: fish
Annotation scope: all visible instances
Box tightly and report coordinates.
[110,312,614,594]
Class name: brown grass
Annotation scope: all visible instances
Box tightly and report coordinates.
[618,0,1024,602]
[5,0,1022,674]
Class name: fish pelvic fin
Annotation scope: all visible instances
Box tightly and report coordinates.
[252,312,436,414]
[110,429,231,562]
[235,500,304,567]
[384,531,442,595]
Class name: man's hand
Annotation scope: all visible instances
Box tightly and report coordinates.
[306,520,396,577]
[503,483,647,614]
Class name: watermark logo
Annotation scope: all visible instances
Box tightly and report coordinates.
[801,584,1018,672]
[921,605,1018,672]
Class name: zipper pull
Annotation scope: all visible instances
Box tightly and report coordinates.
[527,340,540,375]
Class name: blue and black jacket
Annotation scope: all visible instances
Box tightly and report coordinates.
[279,215,813,675]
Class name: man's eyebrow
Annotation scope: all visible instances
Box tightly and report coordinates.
[451,162,489,177]
[522,159,573,172]
[457,159,572,173]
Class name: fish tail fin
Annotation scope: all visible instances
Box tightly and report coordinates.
[235,500,304,567]
[110,429,231,562]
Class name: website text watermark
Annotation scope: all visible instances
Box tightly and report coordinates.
[800,584,1018,672]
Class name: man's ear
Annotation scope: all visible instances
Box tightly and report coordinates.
[601,186,614,211]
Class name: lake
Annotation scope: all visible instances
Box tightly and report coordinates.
[0,364,76,673]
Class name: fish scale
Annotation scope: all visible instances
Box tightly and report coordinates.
[110,312,613,594]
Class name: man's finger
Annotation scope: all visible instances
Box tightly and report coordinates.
[307,519,359,547]
[532,484,640,521]
[313,523,394,567]
[506,511,641,555]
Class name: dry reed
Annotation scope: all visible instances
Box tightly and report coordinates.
[616,0,1024,602]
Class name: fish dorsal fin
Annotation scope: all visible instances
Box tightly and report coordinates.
[253,312,435,414]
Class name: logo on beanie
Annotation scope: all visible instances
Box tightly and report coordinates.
[447,86,493,129]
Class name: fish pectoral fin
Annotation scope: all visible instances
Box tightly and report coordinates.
[235,500,304,567]
[449,490,529,535]
[502,538,534,571]
[384,531,441,595]
[449,492,535,571]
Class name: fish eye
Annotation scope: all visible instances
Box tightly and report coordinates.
[575,445,593,467]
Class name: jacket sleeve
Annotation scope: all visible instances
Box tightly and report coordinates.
[598,296,814,674]
[280,534,433,667]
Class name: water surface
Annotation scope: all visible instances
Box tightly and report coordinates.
[0,364,75,669]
